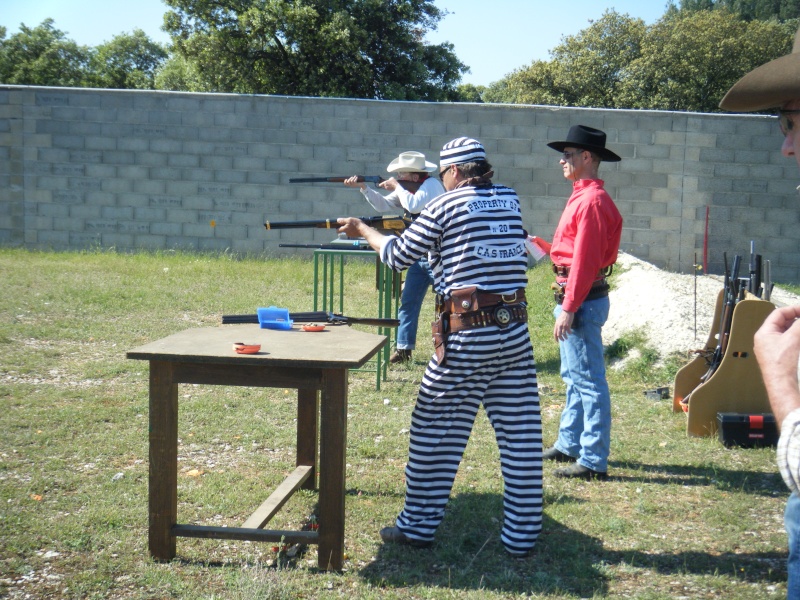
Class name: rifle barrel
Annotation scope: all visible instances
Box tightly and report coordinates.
[289,175,384,184]
[265,218,340,230]
[265,215,410,231]
[279,243,373,251]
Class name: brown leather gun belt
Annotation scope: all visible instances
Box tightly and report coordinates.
[448,303,528,332]
[436,289,528,332]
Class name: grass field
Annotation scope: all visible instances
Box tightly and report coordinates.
[0,247,790,599]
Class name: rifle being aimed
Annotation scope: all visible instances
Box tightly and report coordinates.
[289,175,423,194]
[264,215,411,233]
[222,311,399,328]
[279,242,373,251]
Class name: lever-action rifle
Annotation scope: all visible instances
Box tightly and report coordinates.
[289,175,423,194]
[700,253,741,383]
[681,253,742,408]
[279,243,373,251]
[264,215,411,232]
[222,311,399,327]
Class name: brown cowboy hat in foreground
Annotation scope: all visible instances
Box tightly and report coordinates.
[720,27,800,112]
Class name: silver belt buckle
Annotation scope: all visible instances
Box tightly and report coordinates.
[493,305,512,328]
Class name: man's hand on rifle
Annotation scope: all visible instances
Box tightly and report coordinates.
[337,217,367,238]
[381,172,421,193]
[337,217,384,253]
[343,175,366,191]
[377,177,400,192]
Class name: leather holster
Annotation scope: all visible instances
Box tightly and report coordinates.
[431,312,449,366]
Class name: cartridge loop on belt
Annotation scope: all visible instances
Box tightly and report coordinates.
[435,287,528,332]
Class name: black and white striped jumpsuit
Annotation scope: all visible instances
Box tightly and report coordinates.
[380,182,543,556]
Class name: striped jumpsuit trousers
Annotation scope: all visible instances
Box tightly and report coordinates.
[383,182,543,555]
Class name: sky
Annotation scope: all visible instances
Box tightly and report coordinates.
[1,0,669,87]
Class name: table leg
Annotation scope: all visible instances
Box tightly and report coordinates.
[317,368,348,571]
[149,361,178,560]
[296,388,319,491]
[313,252,320,312]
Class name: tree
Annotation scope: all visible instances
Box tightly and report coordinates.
[154,54,205,91]
[483,8,795,112]
[0,19,89,87]
[161,0,467,100]
[669,0,800,20]
[453,83,486,103]
[87,30,169,90]
[483,11,647,108]
[483,61,561,106]
[617,11,795,111]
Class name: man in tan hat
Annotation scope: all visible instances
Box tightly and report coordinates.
[344,151,445,364]
[721,27,800,597]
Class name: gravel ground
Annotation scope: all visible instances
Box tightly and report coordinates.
[603,252,800,361]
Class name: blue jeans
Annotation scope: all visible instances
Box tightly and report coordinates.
[396,259,434,351]
[553,297,611,472]
[786,492,800,598]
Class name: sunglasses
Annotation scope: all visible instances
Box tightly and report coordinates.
[778,109,800,135]
[438,166,449,181]
[561,149,585,161]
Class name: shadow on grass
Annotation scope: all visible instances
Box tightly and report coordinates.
[532,356,562,377]
[610,460,785,497]
[358,492,785,596]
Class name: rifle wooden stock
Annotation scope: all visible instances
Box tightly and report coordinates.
[222,311,399,327]
[288,175,423,193]
[264,215,410,232]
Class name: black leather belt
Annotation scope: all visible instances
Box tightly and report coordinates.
[553,280,609,305]
[553,264,613,278]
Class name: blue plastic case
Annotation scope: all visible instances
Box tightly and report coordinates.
[256,306,293,330]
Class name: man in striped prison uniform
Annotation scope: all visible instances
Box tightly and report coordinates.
[337,137,542,557]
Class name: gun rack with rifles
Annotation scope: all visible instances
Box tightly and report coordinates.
[672,243,776,438]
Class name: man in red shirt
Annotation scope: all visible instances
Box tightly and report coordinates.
[542,125,623,480]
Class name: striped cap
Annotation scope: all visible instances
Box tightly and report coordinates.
[439,137,486,167]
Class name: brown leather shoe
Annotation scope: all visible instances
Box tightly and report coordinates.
[389,349,412,364]
[553,463,608,481]
[379,526,432,548]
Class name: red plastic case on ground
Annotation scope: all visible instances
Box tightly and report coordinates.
[716,412,778,448]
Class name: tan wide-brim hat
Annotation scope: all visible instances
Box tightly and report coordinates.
[720,27,800,112]
[386,151,437,173]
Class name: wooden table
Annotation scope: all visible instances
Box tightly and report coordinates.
[127,324,386,571]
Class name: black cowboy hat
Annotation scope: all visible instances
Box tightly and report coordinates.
[547,125,621,162]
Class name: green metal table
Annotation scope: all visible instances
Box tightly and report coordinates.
[313,248,401,389]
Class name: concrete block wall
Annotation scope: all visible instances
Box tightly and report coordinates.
[2,85,799,282]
